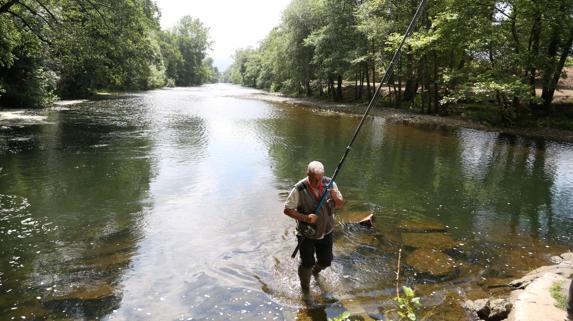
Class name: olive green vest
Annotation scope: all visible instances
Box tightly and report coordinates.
[295,176,336,239]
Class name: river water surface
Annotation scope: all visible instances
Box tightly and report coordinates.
[1,84,573,320]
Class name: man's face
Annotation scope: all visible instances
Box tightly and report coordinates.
[308,172,324,188]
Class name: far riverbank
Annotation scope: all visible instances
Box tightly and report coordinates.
[244,91,573,144]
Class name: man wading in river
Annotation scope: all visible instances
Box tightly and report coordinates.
[284,161,344,292]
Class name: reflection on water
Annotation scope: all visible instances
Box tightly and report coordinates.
[0,84,572,320]
[0,96,152,319]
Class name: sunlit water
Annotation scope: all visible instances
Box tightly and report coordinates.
[1,84,572,320]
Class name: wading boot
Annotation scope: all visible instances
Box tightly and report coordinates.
[312,264,325,277]
[298,266,312,292]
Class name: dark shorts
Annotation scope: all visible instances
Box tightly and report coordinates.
[298,232,333,268]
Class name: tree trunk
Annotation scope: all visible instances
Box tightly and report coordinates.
[359,69,364,99]
[422,56,426,114]
[397,54,402,108]
[403,52,417,102]
[393,80,398,107]
[372,62,376,86]
[336,74,342,101]
[433,51,439,113]
[366,64,371,100]
[388,82,392,104]
[355,71,358,100]
[541,29,573,109]
[328,75,336,100]
[510,12,520,55]
[527,4,542,100]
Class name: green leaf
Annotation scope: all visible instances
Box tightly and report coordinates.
[408,312,417,320]
[403,286,414,297]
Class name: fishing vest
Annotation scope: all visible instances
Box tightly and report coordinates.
[295,176,336,239]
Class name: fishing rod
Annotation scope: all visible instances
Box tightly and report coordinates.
[292,0,429,258]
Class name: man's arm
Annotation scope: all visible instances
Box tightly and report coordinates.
[329,187,344,209]
[284,185,319,224]
[284,208,318,224]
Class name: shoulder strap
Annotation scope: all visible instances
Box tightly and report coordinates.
[295,180,308,192]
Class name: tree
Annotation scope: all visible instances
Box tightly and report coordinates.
[227,0,573,119]
[201,57,220,84]
[173,15,211,86]
[305,0,362,100]
[159,30,183,86]
[0,0,57,106]
[0,0,216,107]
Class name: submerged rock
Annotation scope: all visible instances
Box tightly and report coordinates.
[82,251,133,270]
[419,292,473,321]
[406,248,457,277]
[338,210,374,225]
[401,232,457,250]
[44,283,119,319]
[338,298,378,321]
[4,300,52,320]
[334,233,380,251]
[491,247,552,275]
[54,283,115,301]
[398,218,448,233]
[509,261,573,289]
[477,277,515,291]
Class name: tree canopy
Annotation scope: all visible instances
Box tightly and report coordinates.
[227,0,573,119]
[0,0,218,107]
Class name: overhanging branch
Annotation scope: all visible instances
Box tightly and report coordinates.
[16,0,55,29]
[7,9,51,45]
[0,0,20,14]
[32,0,59,25]
[76,0,110,29]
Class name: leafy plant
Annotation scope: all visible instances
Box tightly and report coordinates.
[550,282,567,310]
[395,286,421,321]
[328,311,351,321]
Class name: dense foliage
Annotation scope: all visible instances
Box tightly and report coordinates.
[226,0,573,119]
[0,0,218,107]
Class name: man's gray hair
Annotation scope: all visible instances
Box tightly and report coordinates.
[307,161,325,175]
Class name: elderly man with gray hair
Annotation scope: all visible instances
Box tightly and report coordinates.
[284,160,344,292]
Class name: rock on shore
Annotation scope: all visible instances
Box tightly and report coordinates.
[464,252,573,321]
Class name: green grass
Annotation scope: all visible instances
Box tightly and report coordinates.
[550,282,568,310]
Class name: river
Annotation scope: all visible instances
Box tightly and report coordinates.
[1,84,572,320]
